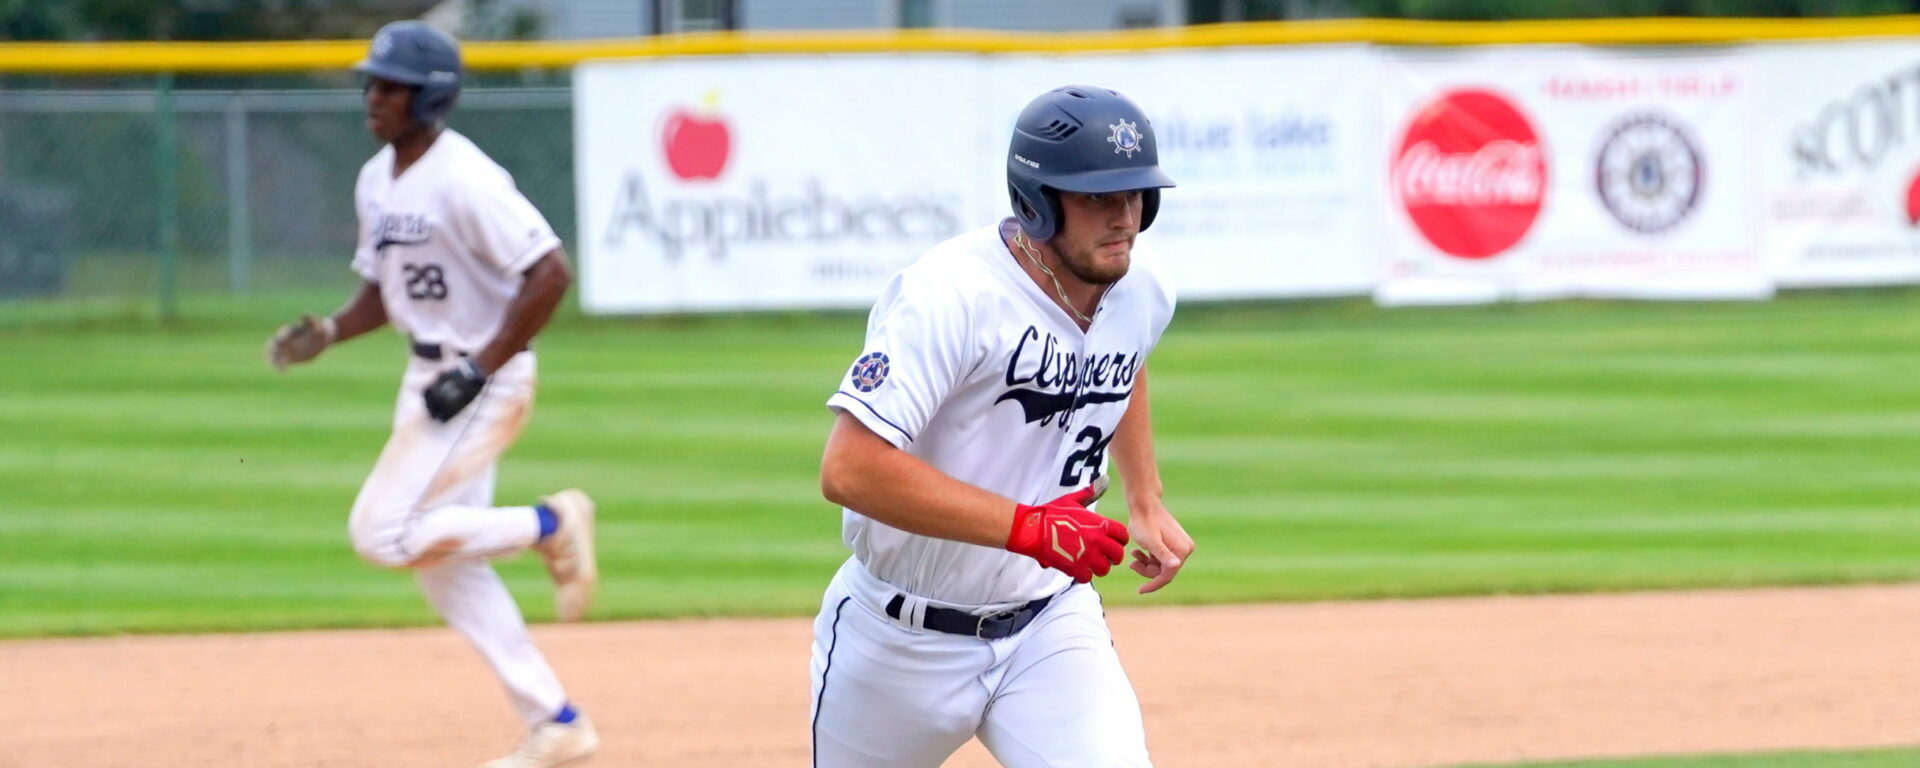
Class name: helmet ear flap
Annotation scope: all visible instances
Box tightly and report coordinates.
[410,85,458,125]
[1140,188,1160,232]
[1038,187,1062,240]
[405,86,428,124]
[1008,181,1059,242]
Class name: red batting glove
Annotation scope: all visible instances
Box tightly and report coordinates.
[1005,483,1130,583]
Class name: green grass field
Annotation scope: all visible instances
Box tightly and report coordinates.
[1462,746,1920,768]
[3,288,1920,638]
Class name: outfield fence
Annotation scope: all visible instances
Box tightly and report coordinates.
[6,18,1920,323]
[0,83,570,322]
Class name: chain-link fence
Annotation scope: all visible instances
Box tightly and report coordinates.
[0,82,573,325]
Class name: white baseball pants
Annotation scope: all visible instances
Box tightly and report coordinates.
[347,351,568,725]
[809,558,1152,768]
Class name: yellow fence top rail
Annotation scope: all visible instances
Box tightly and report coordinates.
[4,16,1920,73]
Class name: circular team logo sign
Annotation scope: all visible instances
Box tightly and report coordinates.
[1393,88,1548,259]
[1595,114,1703,234]
[849,351,890,393]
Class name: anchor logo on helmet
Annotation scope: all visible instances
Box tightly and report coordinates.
[1006,86,1174,242]
[1107,119,1142,158]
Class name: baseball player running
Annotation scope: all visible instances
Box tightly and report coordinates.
[812,85,1196,767]
[265,21,598,768]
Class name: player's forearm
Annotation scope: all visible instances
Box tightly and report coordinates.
[1112,368,1166,512]
[821,413,1016,548]
[476,249,570,373]
[329,281,388,344]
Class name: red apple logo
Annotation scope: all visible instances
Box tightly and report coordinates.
[662,96,731,182]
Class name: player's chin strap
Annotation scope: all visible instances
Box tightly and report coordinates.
[1012,227,1105,326]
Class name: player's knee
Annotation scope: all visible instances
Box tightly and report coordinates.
[393,530,461,568]
[347,519,412,569]
[347,498,417,568]
[349,535,411,569]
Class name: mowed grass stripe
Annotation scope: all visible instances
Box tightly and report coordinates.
[2,290,1919,636]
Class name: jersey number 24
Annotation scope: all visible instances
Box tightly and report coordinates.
[1060,426,1113,486]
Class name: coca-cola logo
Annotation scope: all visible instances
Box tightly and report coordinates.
[1393,88,1547,259]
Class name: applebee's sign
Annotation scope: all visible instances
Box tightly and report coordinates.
[604,102,963,260]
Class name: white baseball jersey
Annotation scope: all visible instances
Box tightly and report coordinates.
[350,129,560,354]
[342,130,571,728]
[826,222,1176,606]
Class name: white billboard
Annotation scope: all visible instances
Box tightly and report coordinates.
[575,55,984,313]
[981,47,1384,300]
[1755,42,1920,287]
[1376,47,1769,305]
[575,41,1920,314]
[576,49,1382,314]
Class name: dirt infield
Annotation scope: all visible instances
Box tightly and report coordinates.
[4,584,1916,768]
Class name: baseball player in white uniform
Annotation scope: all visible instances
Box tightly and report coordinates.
[265,22,599,768]
[812,85,1197,767]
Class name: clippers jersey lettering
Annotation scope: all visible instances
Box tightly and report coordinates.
[826,224,1176,606]
[350,130,560,353]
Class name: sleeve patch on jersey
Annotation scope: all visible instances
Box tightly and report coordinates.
[849,352,891,393]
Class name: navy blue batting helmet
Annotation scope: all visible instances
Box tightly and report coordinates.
[1007,85,1175,242]
[354,21,462,125]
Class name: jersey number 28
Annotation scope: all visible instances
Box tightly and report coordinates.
[1060,426,1113,486]
[403,263,449,300]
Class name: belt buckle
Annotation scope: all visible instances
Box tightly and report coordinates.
[975,608,1020,639]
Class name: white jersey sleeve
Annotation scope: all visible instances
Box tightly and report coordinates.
[826,269,976,449]
[446,165,562,277]
[349,155,384,282]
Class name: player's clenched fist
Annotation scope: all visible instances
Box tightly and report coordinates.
[1004,478,1129,583]
[267,314,334,371]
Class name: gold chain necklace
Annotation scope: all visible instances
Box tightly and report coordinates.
[1012,228,1094,326]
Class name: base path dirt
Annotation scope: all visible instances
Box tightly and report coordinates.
[4,584,1916,767]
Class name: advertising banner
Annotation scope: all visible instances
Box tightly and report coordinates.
[1756,42,1920,287]
[577,48,1381,313]
[575,55,984,313]
[574,43,1920,314]
[982,47,1383,300]
[1377,48,1769,304]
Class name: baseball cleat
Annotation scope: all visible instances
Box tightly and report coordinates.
[479,715,599,768]
[535,489,598,622]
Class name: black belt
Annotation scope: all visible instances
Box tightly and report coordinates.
[884,592,1055,640]
[410,340,458,360]
[411,339,527,361]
